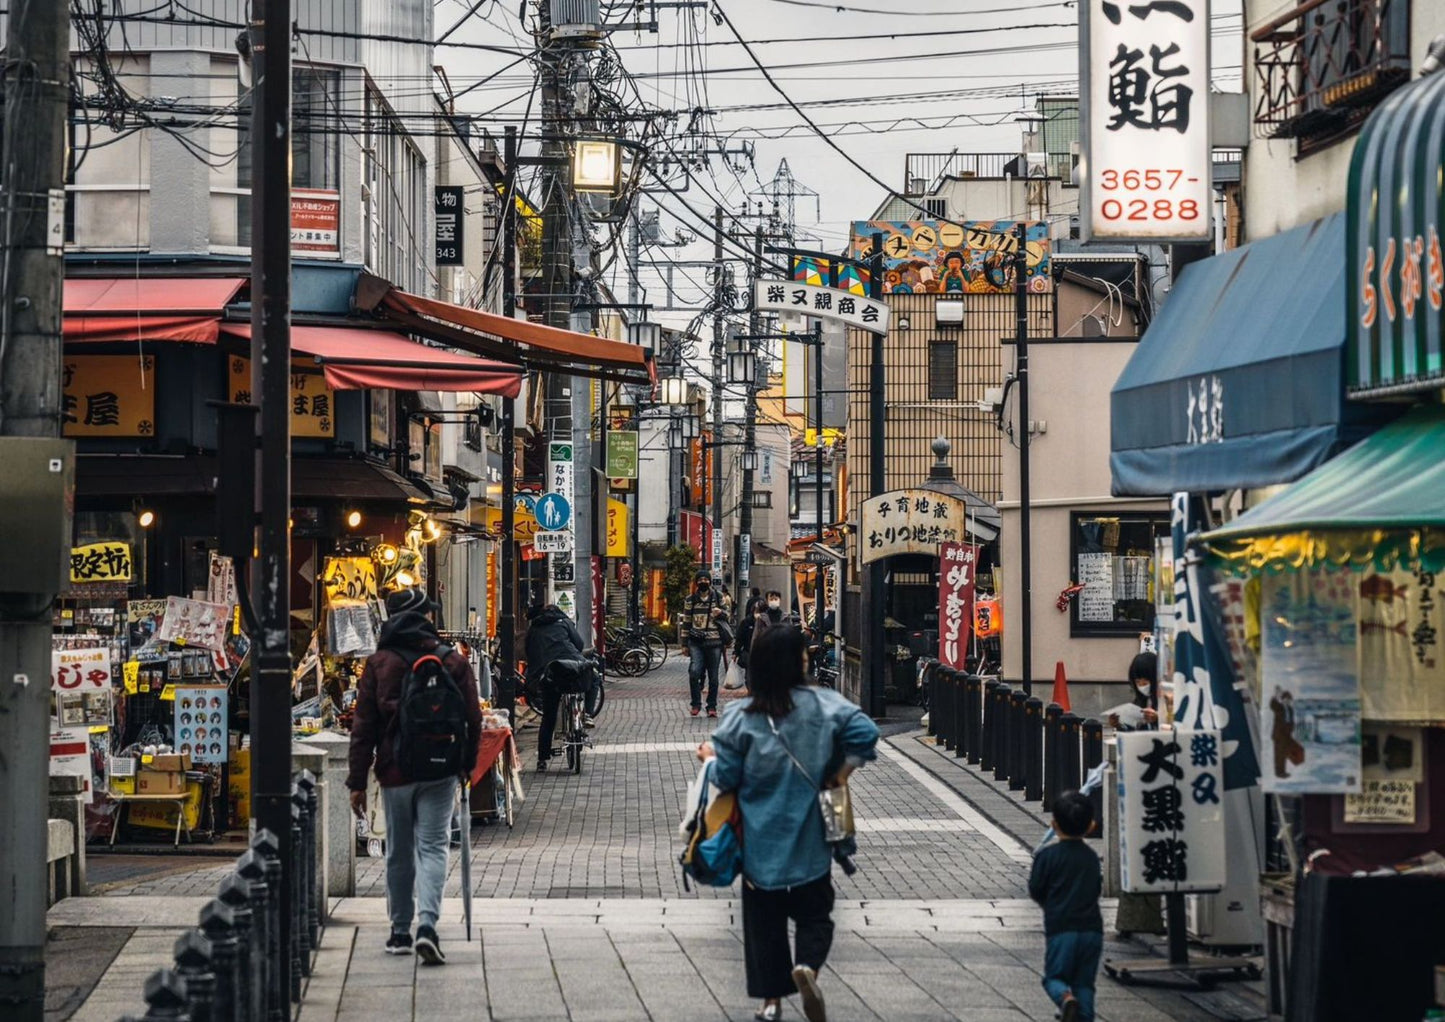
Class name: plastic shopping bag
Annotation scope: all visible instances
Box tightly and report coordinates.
[723,658,746,691]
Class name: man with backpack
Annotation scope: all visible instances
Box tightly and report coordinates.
[347,587,482,965]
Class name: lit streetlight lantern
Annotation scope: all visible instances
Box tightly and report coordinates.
[626,320,661,357]
[727,346,756,386]
[571,139,621,193]
[740,448,759,472]
[659,374,688,407]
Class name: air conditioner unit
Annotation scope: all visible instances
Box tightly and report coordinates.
[548,0,601,39]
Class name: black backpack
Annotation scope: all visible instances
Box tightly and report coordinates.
[393,644,471,782]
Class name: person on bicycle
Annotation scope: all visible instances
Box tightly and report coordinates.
[525,602,585,772]
[679,570,728,717]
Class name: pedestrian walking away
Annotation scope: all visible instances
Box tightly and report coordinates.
[697,625,880,1022]
[346,586,482,966]
[1029,791,1105,1022]
[524,602,589,770]
[679,570,729,717]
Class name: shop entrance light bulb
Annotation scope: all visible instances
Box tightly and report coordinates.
[346,510,362,529]
[137,509,156,528]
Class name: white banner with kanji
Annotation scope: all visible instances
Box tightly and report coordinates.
[1117,728,1227,894]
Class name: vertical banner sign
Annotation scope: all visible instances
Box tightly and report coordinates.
[548,442,575,508]
[938,542,978,669]
[605,498,629,557]
[1080,0,1211,241]
[591,556,605,654]
[1118,728,1227,893]
[606,430,639,480]
[434,186,464,266]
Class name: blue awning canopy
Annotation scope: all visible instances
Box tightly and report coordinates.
[1109,214,1396,496]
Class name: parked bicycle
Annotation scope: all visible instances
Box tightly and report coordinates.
[604,624,668,673]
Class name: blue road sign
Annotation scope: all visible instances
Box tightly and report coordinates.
[534,492,572,532]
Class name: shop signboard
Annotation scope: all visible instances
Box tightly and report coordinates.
[70,541,132,584]
[434,185,464,266]
[291,188,341,256]
[844,220,1053,295]
[548,442,574,507]
[51,647,112,729]
[62,355,155,438]
[174,687,228,764]
[1117,728,1227,894]
[1079,0,1211,242]
[753,278,891,334]
[606,430,639,480]
[229,356,335,438]
[321,556,378,605]
[937,542,978,670]
[605,498,629,557]
[50,726,95,804]
[858,489,968,568]
[1347,72,1445,398]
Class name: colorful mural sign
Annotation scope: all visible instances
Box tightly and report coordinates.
[844,220,1052,295]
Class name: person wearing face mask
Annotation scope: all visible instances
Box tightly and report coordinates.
[730,591,785,691]
[1107,652,1159,732]
[679,571,728,717]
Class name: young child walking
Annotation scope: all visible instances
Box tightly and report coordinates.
[1028,791,1104,1022]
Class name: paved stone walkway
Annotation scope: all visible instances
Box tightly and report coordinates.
[59,659,1264,1021]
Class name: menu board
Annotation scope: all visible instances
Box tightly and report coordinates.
[1077,551,1115,622]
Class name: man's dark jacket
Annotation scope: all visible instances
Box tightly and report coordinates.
[524,607,585,686]
[347,611,482,790]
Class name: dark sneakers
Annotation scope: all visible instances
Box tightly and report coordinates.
[384,931,413,956]
[791,965,826,1022]
[415,925,446,966]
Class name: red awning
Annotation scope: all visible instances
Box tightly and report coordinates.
[217,323,522,397]
[63,277,246,344]
[354,272,654,385]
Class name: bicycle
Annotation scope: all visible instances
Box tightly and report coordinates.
[604,625,667,673]
[554,653,604,775]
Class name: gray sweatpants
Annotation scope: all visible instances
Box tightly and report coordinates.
[381,777,457,933]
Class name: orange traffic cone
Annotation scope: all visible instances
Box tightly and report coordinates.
[1051,661,1071,712]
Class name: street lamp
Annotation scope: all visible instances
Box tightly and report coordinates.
[747,491,773,509]
[667,422,685,451]
[740,448,759,472]
[571,138,622,193]
[659,374,688,407]
[626,320,661,358]
[678,413,700,440]
[727,344,756,386]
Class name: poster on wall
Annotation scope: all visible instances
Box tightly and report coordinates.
[1259,571,1362,794]
[291,188,341,256]
[50,726,96,804]
[128,599,168,649]
[157,597,231,652]
[1355,568,1445,722]
[1076,551,1115,622]
[51,647,113,728]
[937,542,978,670]
[1117,729,1227,894]
[174,687,228,764]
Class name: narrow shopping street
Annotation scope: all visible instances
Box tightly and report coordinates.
[55,661,1257,1022]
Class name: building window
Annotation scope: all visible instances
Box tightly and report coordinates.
[1069,511,1170,638]
[928,341,957,401]
[1251,0,1410,151]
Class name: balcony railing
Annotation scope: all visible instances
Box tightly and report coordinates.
[903,152,1055,196]
[1251,0,1410,145]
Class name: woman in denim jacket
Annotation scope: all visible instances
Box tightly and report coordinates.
[698,626,880,1022]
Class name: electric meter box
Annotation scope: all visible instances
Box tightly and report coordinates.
[0,437,75,600]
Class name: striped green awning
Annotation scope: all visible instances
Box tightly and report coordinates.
[1347,72,1445,398]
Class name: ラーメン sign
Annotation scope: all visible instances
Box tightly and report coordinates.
[1079,0,1211,242]
[858,489,968,568]
[753,279,890,334]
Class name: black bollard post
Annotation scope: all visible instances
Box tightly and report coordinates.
[141,968,190,1021]
[297,771,321,949]
[963,674,982,764]
[1024,696,1044,802]
[289,784,314,975]
[1060,712,1084,794]
[1082,718,1104,823]
[951,671,966,760]
[288,800,305,998]
[935,668,952,749]
[250,829,285,1022]
[198,901,240,1022]
[1043,702,1063,809]
[927,668,941,739]
[173,931,215,1022]
[979,681,998,772]
[1008,690,1028,791]
[218,871,258,1022]
[991,685,1008,782]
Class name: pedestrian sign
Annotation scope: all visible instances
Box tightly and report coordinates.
[534,493,572,532]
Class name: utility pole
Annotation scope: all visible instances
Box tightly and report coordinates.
[248,0,294,977]
[736,228,762,604]
[626,209,643,628]
[1014,223,1033,696]
[813,322,824,558]
[710,206,724,584]
[865,231,887,718]
[0,2,71,1016]
[499,125,519,715]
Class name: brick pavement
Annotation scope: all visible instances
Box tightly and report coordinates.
[64,658,1264,1021]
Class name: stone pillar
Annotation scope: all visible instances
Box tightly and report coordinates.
[295,734,354,899]
[48,774,86,896]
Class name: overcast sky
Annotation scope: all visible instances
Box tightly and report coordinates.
[435,0,1243,321]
